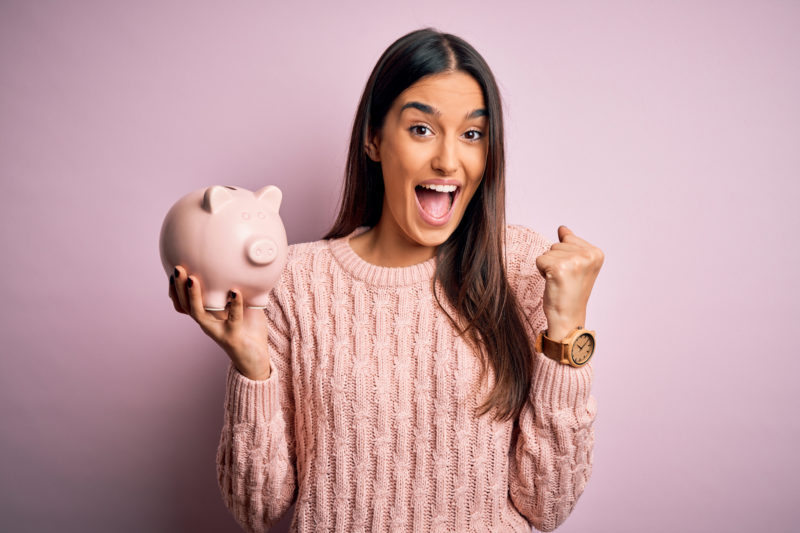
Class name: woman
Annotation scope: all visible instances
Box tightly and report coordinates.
[169,27,603,533]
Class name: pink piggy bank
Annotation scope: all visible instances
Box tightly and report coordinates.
[159,185,288,311]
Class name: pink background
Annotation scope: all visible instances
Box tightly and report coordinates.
[2,1,798,532]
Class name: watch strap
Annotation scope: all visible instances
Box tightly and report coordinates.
[541,330,568,364]
[535,329,568,364]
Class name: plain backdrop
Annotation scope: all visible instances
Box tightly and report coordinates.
[1,1,798,532]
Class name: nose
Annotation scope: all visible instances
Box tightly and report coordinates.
[247,237,278,265]
[432,137,458,175]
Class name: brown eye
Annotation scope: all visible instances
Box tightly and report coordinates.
[410,125,431,136]
[464,129,483,141]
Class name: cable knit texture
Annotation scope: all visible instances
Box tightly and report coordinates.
[216,224,597,532]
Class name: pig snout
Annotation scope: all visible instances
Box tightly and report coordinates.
[246,236,279,265]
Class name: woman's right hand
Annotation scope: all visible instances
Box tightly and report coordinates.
[168,265,271,381]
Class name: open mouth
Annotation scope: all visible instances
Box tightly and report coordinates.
[414,183,460,224]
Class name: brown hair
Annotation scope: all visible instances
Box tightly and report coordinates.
[324,28,534,422]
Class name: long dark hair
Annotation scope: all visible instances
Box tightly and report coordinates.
[324,28,534,422]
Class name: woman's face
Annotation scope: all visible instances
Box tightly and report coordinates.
[366,70,489,249]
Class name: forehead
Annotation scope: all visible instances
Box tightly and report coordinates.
[393,71,485,115]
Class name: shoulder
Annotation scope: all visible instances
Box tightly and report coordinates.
[277,237,332,287]
[504,224,554,272]
[285,238,329,265]
[264,236,332,330]
[503,224,555,307]
[271,236,331,295]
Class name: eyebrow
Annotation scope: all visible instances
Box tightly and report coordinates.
[399,101,487,120]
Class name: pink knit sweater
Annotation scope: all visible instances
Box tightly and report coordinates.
[216,224,596,533]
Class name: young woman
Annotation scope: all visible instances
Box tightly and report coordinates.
[169,28,604,533]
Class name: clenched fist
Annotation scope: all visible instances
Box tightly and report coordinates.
[535,225,604,342]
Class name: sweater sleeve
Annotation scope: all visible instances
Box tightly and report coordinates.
[215,287,298,533]
[505,225,598,532]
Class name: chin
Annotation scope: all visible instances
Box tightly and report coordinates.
[408,217,462,248]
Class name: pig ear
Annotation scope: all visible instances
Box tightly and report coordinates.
[202,186,235,214]
[256,185,282,212]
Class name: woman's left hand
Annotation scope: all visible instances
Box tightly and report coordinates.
[535,225,605,342]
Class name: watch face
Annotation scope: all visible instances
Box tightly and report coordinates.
[571,333,594,365]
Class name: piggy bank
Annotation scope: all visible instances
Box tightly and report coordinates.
[159,185,289,310]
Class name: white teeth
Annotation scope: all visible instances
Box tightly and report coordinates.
[418,183,457,193]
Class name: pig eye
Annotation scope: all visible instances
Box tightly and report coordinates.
[258,211,266,219]
[241,212,250,220]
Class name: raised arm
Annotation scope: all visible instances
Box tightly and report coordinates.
[504,225,598,531]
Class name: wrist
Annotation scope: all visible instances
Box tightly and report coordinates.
[227,344,271,381]
[545,326,577,343]
[235,362,271,381]
[544,314,586,343]
[250,368,271,381]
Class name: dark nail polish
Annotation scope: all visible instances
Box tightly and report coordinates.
[229,291,236,299]
[174,267,179,278]
[187,277,193,288]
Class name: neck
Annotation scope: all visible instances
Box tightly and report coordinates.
[350,216,436,268]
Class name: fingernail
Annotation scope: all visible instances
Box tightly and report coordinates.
[174,267,179,278]
[187,277,193,288]
[229,291,236,299]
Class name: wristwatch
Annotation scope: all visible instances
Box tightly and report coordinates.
[534,326,596,367]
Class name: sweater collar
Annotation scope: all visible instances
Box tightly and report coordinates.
[328,226,437,286]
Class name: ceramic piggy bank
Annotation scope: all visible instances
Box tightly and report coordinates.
[159,185,289,310]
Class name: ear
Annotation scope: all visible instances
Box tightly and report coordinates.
[202,185,235,214]
[365,130,381,162]
[255,185,283,212]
